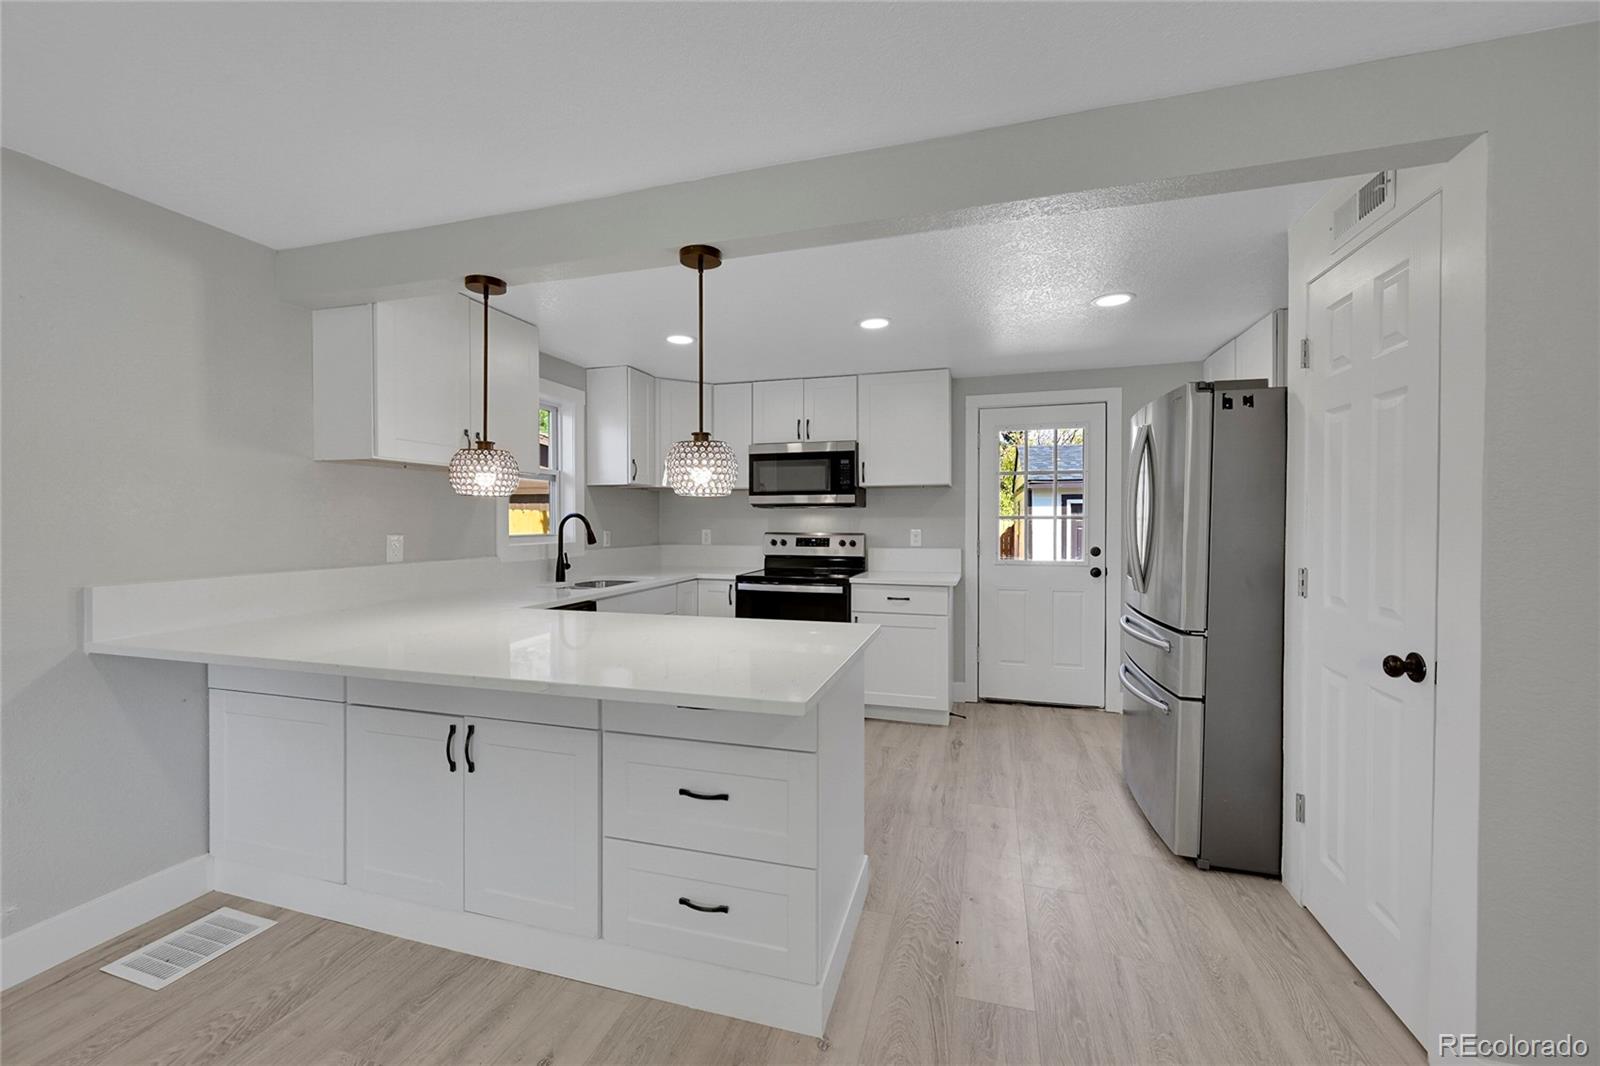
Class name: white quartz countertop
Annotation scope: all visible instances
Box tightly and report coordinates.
[850,570,962,588]
[86,577,873,716]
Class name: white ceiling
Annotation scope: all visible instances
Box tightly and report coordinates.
[502,180,1331,380]
[3,2,1591,250]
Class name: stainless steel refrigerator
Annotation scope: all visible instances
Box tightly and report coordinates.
[1120,380,1285,875]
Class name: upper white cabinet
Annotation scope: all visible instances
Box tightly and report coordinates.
[471,305,542,475]
[1202,338,1237,382]
[586,366,656,486]
[803,376,858,441]
[711,383,752,490]
[1201,309,1285,385]
[857,369,952,486]
[654,379,715,487]
[751,377,857,443]
[751,378,806,442]
[314,293,538,469]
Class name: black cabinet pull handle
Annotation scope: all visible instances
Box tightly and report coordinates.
[795,418,801,440]
[464,723,476,773]
[678,896,730,914]
[678,787,730,801]
[886,595,911,601]
[805,417,811,439]
[631,458,637,481]
[445,723,457,773]
[727,583,733,606]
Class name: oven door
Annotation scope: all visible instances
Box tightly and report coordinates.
[748,442,860,507]
[735,578,851,623]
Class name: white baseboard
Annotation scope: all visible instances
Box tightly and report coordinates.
[866,704,950,726]
[0,854,212,990]
[215,855,869,1036]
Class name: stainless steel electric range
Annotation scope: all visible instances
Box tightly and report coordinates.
[734,532,866,623]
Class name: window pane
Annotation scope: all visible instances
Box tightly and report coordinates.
[1060,513,1085,562]
[998,475,1024,517]
[508,477,552,537]
[997,519,1024,560]
[997,431,1022,473]
[538,406,554,469]
[1057,426,1084,474]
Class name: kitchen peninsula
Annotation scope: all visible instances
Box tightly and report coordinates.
[83,558,871,1036]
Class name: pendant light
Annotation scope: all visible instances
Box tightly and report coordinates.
[449,274,522,496]
[663,245,737,497]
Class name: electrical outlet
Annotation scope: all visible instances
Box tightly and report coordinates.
[909,529,923,547]
[701,529,712,545]
[602,530,612,548]
[385,534,404,563]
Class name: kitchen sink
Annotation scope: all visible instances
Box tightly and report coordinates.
[569,579,637,589]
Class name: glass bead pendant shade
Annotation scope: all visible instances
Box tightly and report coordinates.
[451,274,519,497]
[665,245,735,497]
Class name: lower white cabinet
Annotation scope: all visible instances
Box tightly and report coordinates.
[463,717,600,935]
[853,582,954,721]
[596,584,679,615]
[602,838,817,982]
[697,579,735,617]
[209,688,345,882]
[347,704,600,935]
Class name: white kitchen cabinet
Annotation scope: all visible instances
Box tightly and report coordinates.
[314,293,473,466]
[348,704,600,936]
[853,581,954,723]
[586,366,657,486]
[1234,310,1281,382]
[676,581,698,615]
[347,704,464,910]
[803,376,857,441]
[698,579,735,617]
[857,369,952,486]
[1202,338,1237,382]
[463,717,599,935]
[470,304,542,475]
[751,378,806,442]
[655,378,715,487]
[209,689,345,883]
[711,383,753,490]
[751,376,857,442]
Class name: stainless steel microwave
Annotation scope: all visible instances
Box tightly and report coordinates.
[748,441,863,507]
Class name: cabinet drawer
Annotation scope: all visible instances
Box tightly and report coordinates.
[602,839,816,982]
[209,666,344,703]
[602,700,817,752]
[605,734,816,866]
[851,584,948,615]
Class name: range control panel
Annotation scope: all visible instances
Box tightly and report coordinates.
[762,532,866,557]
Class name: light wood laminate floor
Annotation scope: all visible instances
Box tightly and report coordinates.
[2,705,1424,1065]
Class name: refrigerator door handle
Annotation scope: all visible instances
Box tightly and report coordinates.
[1119,664,1171,715]
[1119,613,1173,652]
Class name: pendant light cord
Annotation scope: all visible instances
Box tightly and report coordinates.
[697,254,706,433]
[480,285,491,444]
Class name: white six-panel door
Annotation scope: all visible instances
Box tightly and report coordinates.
[977,403,1107,706]
[1302,196,1441,1040]
[463,717,599,935]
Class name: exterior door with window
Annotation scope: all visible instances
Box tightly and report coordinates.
[978,403,1107,706]
[1301,197,1440,1041]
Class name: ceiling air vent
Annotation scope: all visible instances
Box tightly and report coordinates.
[1330,171,1396,252]
[101,907,275,990]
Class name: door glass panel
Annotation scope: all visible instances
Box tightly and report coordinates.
[995,424,1090,563]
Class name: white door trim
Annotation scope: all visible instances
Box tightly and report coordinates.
[1284,140,1486,1053]
[964,387,1124,712]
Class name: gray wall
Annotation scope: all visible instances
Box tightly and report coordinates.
[659,361,1200,682]
[0,151,495,936]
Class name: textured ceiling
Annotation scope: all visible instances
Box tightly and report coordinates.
[498,180,1333,380]
[3,1,1591,249]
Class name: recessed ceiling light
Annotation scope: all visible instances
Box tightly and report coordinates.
[858,317,891,330]
[666,334,694,345]
[1092,292,1135,308]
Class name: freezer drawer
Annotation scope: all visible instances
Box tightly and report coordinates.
[1119,606,1205,700]
[1119,656,1202,858]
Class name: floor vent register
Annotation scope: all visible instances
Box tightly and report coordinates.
[101,907,276,990]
